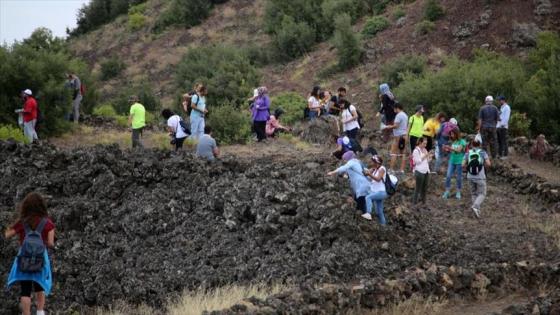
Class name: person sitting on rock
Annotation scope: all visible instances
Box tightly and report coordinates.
[327,151,372,215]
[196,126,220,161]
[363,155,388,225]
[266,108,291,138]
[530,134,551,161]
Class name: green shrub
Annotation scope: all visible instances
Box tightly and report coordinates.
[393,5,406,20]
[175,45,260,108]
[100,57,126,81]
[362,16,390,38]
[333,14,363,69]
[69,0,146,36]
[207,104,252,144]
[271,92,306,126]
[93,104,118,117]
[424,0,444,21]
[154,0,212,32]
[380,54,427,87]
[509,112,531,138]
[362,0,392,14]
[128,3,147,14]
[0,124,29,143]
[322,0,364,26]
[128,12,147,31]
[271,16,316,61]
[415,20,435,35]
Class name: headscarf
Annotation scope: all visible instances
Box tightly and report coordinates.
[379,83,395,100]
[342,151,356,161]
[257,86,268,97]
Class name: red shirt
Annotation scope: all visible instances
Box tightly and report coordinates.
[12,217,55,246]
[23,97,38,122]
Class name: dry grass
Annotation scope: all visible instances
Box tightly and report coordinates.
[364,296,448,315]
[95,300,155,315]
[529,213,560,249]
[279,133,311,150]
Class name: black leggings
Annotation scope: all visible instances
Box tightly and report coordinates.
[175,137,186,151]
[254,121,267,142]
[20,281,44,297]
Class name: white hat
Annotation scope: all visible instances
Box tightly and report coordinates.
[23,89,32,96]
[485,95,493,102]
[449,118,458,125]
[342,136,350,145]
[253,88,259,98]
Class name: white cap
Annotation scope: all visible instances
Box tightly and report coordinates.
[253,88,259,98]
[449,118,458,125]
[485,95,493,102]
[342,136,350,145]
[23,89,32,96]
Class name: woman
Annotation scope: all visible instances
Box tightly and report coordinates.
[4,192,55,315]
[412,137,431,205]
[434,117,458,174]
[423,112,446,152]
[321,90,333,115]
[252,86,270,142]
[363,155,388,225]
[266,108,290,138]
[443,129,466,199]
[162,109,189,151]
[189,84,208,140]
[327,151,372,215]
[377,83,396,143]
[340,99,360,139]
[307,86,321,120]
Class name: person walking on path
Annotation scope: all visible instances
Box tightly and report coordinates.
[496,95,511,159]
[463,139,491,218]
[66,72,82,123]
[162,109,188,151]
[189,84,208,140]
[196,126,220,161]
[384,103,408,174]
[377,83,396,143]
[442,129,466,199]
[21,89,39,143]
[423,112,445,152]
[252,87,271,142]
[363,155,388,225]
[477,95,500,159]
[128,95,146,149]
[4,192,55,315]
[412,137,432,205]
[340,99,360,139]
[327,151,372,215]
[408,105,425,152]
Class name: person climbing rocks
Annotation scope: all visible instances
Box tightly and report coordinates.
[196,126,220,161]
[423,112,446,152]
[363,155,388,225]
[252,87,270,142]
[4,192,55,315]
[21,89,39,143]
[434,117,458,174]
[442,129,466,199]
[477,95,500,159]
[496,95,511,159]
[66,72,82,123]
[266,108,291,138]
[463,138,491,218]
[128,95,146,149]
[332,135,362,160]
[327,151,372,215]
[307,86,322,120]
[189,84,208,140]
[412,137,432,205]
[408,105,425,152]
[340,99,361,140]
[162,109,188,151]
[377,83,396,143]
[384,102,408,174]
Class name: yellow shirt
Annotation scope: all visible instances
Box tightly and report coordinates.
[423,118,440,137]
[129,102,146,129]
[408,114,424,138]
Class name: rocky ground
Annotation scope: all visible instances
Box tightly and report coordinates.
[0,125,559,314]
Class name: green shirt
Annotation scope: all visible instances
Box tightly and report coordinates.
[129,102,146,129]
[450,139,467,164]
[408,114,424,138]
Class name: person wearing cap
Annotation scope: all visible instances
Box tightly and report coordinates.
[266,108,290,138]
[477,95,500,159]
[327,151,372,216]
[66,72,82,123]
[408,105,425,153]
[21,89,39,143]
[496,96,511,159]
[383,102,408,174]
[252,86,270,142]
[128,95,146,149]
[363,155,388,225]
[332,135,359,159]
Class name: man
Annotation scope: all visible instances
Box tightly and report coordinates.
[21,89,39,143]
[67,73,83,123]
[477,96,500,159]
[463,139,491,219]
[329,87,347,116]
[384,102,408,173]
[496,95,511,159]
[196,126,219,161]
[408,105,425,152]
[128,95,146,149]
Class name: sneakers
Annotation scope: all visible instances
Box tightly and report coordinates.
[361,213,372,220]
[442,191,450,199]
[471,206,481,219]
[455,191,462,199]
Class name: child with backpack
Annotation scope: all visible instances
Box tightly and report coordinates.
[4,192,55,315]
[463,139,491,218]
[363,155,396,225]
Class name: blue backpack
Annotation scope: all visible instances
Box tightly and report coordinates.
[18,218,47,273]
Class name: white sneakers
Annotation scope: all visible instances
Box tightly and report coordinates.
[471,206,481,219]
[361,213,372,220]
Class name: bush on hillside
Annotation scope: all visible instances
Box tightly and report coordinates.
[393,5,406,20]
[69,0,146,36]
[92,104,119,117]
[128,12,147,31]
[424,0,444,22]
[362,16,390,38]
[271,16,316,61]
[0,125,29,143]
[175,46,261,108]
[100,57,126,81]
[380,54,427,87]
[333,14,363,69]
[111,83,160,115]
[415,20,435,35]
[128,3,147,14]
[271,92,307,126]
[207,104,252,144]
[154,0,228,32]
[509,112,531,138]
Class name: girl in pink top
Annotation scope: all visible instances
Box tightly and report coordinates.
[266,108,290,137]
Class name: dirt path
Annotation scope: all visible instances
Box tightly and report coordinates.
[508,152,560,185]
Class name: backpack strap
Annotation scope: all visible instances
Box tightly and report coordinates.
[35,217,48,235]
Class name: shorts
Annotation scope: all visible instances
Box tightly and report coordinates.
[20,281,44,297]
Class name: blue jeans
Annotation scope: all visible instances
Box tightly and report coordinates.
[190,115,205,140]
[445,162,463,190]
[308,110,318,120]
[365,191,388,225]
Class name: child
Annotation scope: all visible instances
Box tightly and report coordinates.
[442,129,466,199]
[463,139,491,218]
[4,192,55,315]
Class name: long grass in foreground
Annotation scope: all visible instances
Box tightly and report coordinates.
[364,296,448,315]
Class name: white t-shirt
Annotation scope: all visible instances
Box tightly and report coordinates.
[370,166,386,193]
[412,147,430,174]
[393,111,408,137]
[342,105,360,131]
[167,115,188,139]
[308,96,320,110]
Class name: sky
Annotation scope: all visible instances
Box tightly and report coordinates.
[0,0,91,44]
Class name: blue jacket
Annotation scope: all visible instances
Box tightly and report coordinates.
[336,159,372,198]
[7,250,52,295]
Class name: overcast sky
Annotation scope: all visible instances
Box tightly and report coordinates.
[0,0,91,44]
